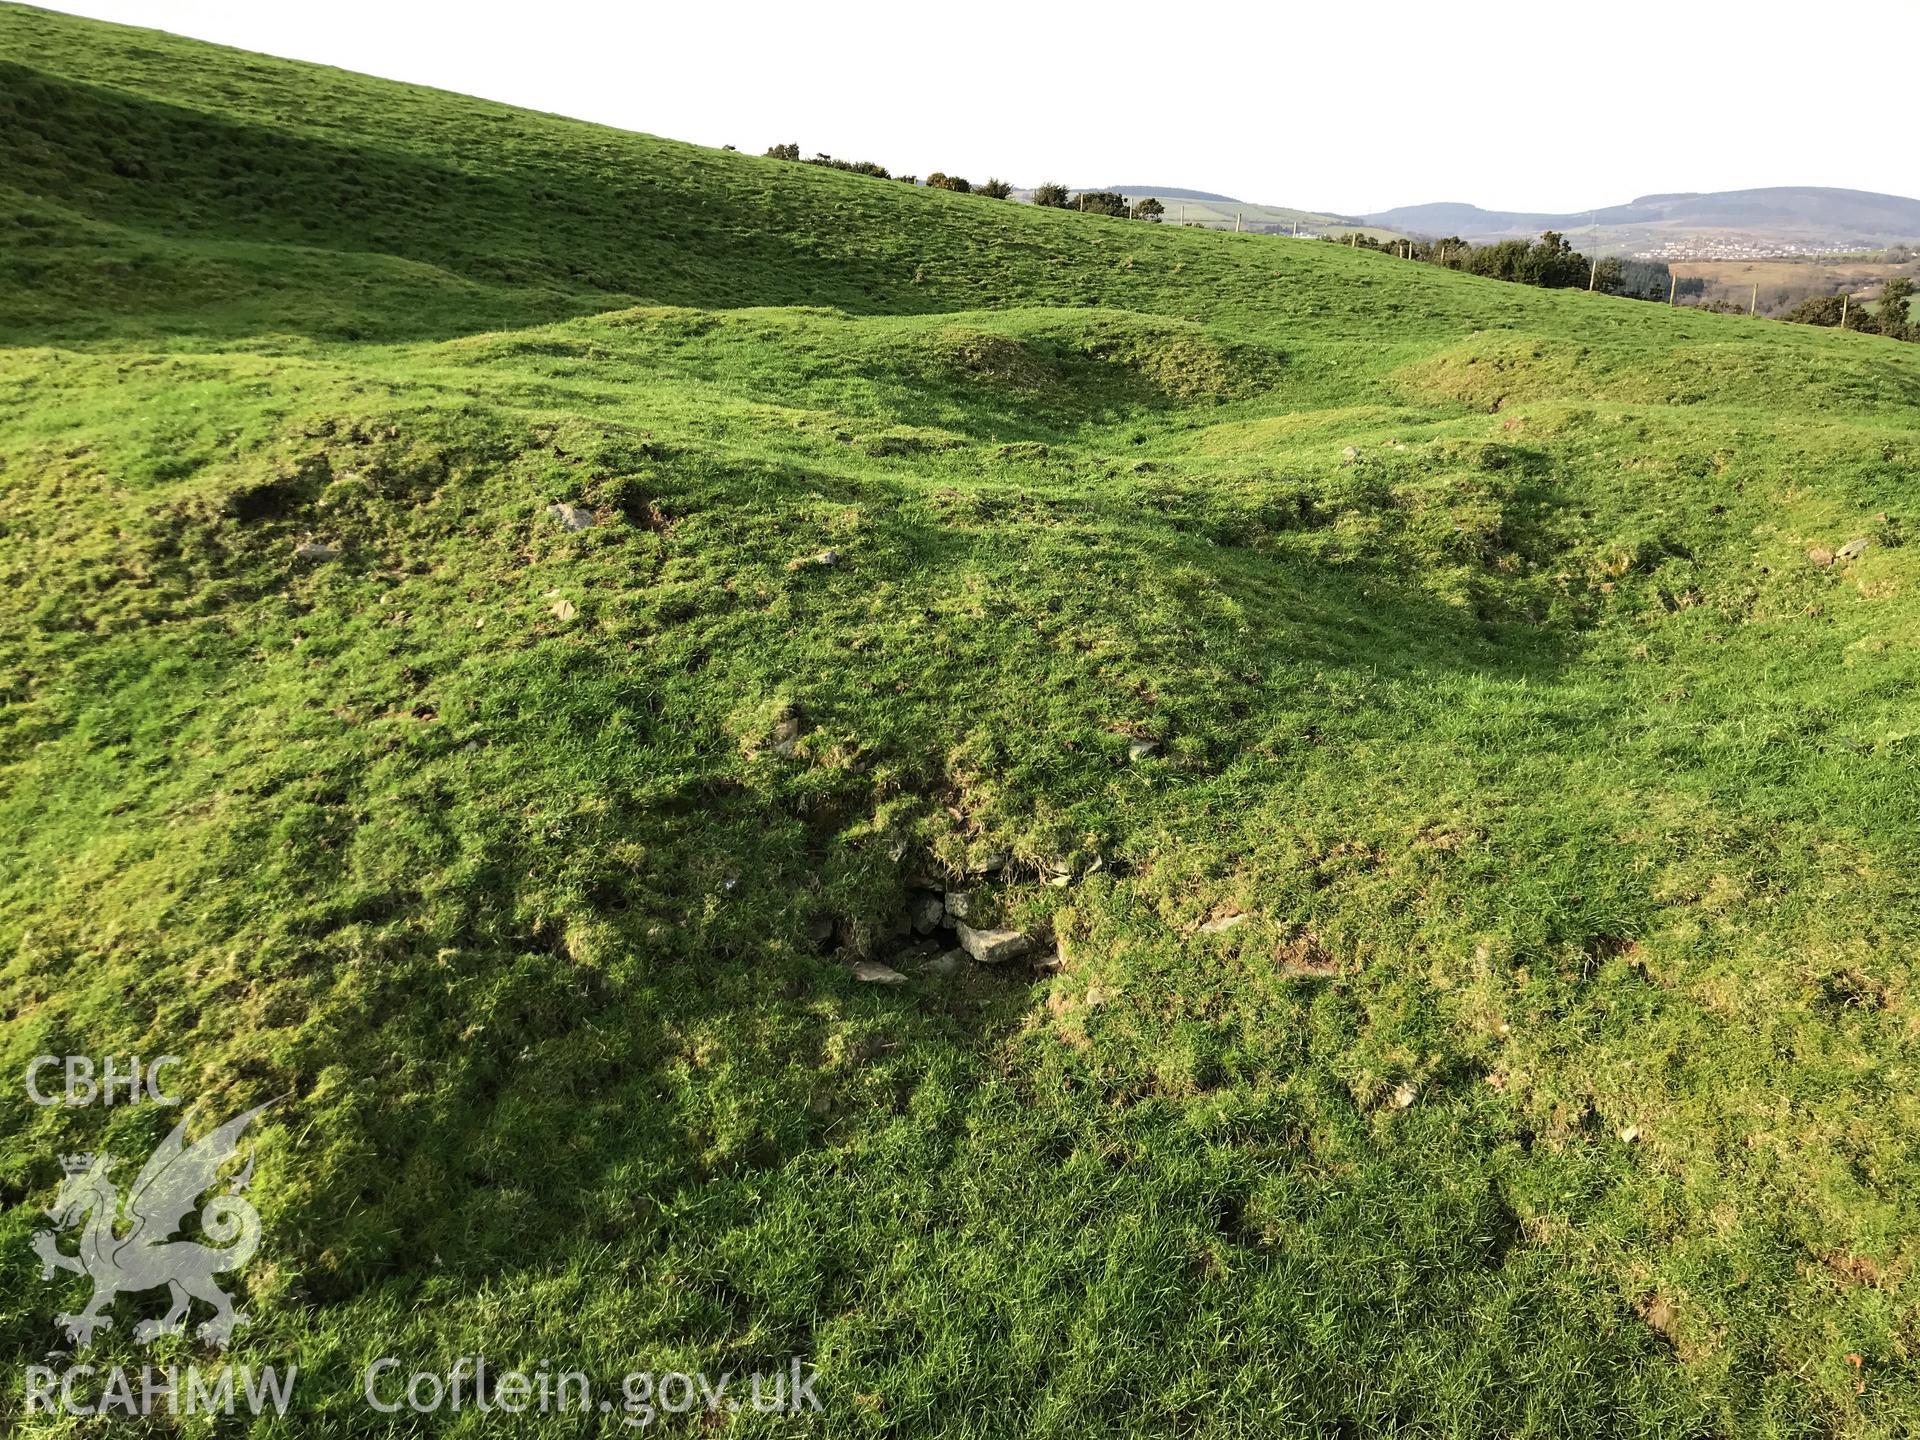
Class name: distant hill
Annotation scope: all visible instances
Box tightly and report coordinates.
[1365,187,1920,253]
[1010,185,1395,239]
[1101,185,1238,203]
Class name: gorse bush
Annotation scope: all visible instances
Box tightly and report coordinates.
[1785,294,1852,327]
[808,153,894,179]
[1880,276,1915,338]
[1784,280,1915,340]
[1454,231,1590,288]
[763,143,904,181]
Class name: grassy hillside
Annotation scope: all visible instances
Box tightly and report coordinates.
[1092,191,1391,240]
[3,5,1919,1436]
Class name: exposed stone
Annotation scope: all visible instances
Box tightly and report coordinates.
[955,921,1031,964]
[942,890,973,921]
[548,502,595,532]
[1837,536,1871,561]
[1807,546,1835,568]
[971,850,1008,876]
[1127,739,1159,761]
[1198,911,1249,935]
[1342,445,1360,462]
[1391,1082,1418,1110]
[851,960,907,985]
[909,891,945,934]
[787,548,841,571]
[769,704,806,757]
[1617,1124,1641,1144]
[920,949,964,979]
[293,540,338,561]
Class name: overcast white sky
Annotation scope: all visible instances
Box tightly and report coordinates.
[38,0,1920,215]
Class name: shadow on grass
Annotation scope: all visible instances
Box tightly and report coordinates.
[4,63,1014,346]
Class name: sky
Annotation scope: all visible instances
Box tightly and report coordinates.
[37,0,1920,216]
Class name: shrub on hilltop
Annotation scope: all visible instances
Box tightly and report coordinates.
[1780,286,1916,339]
[1876,276,1914,339]
[763,143,905,181]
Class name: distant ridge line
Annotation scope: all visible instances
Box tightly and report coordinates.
[1361,186,1920,248]
[1103,186,1239,203]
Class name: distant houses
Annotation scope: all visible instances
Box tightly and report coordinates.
[1631,236,1858,261]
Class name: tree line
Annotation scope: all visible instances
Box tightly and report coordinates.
[1780,278,1913,341]
[1342,229,1917,341]
[1030,186,1166,220]
[759,144,1917,342]
[761,146,1167,218]
[1333,229,1702,305]
[761,144,1016,199]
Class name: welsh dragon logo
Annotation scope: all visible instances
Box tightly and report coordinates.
[32,1103,271,1348]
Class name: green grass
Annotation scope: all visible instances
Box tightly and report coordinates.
[2,5,1919,1436]
[1095,193,1394,240]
